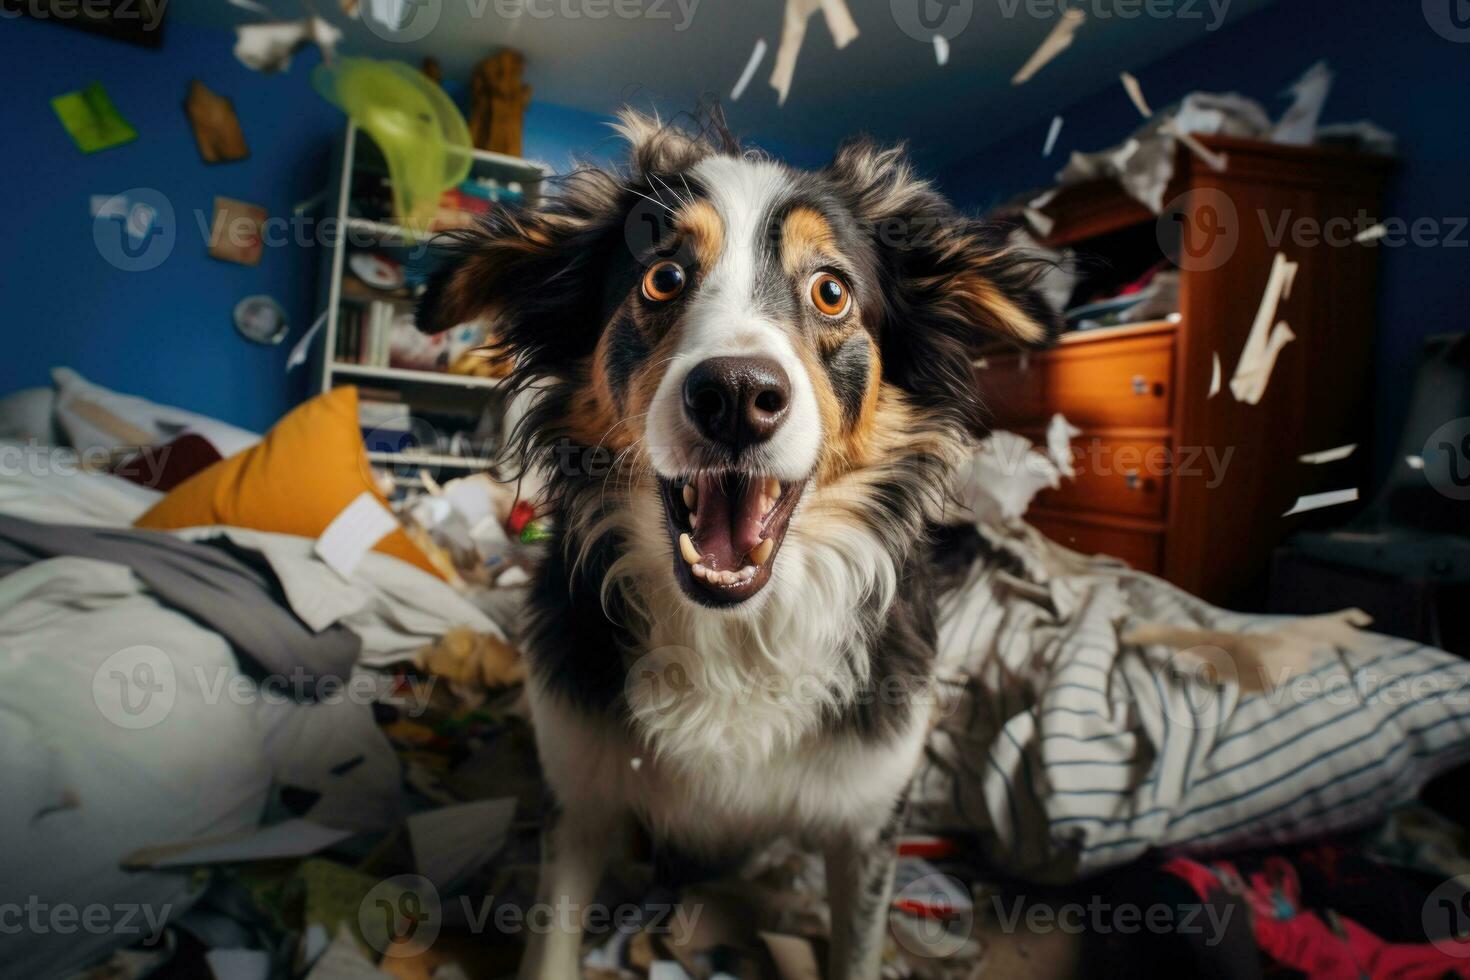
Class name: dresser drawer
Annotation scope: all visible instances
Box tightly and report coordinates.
[1029,511,1164,575]
[1036,436,1170,520]
[976,329,1175,430]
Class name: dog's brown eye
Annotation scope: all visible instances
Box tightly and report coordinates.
[642,261,686,303]
[808,272,850,317]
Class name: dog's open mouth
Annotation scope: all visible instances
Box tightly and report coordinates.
[659,473,805,606]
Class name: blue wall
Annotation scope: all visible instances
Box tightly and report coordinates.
[935,0,1470,482]
[0,16,623,434]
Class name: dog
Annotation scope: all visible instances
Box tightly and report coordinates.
[417,111,1053,979]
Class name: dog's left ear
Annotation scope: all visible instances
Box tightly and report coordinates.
[829,140,1059,426]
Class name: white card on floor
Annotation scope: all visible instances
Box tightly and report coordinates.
[315,492,399,580]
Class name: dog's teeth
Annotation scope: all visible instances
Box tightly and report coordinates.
[759,496,773,515]
[689,510,698,530]
[750,536,774,565]
[692,562,708,580]
[682,483,696,511]
[764,476,781,500]
[679,533,701,566]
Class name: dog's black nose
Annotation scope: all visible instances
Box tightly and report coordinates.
[683,356,791,450]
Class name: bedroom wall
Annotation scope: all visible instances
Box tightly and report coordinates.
[936,0,1470,484]
[0,16,623,434]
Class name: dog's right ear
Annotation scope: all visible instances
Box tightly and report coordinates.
[416,169,625,374]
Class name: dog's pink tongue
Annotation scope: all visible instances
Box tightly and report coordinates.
[692,474,766,570]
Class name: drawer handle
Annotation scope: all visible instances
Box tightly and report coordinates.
[1131,375,1167,397]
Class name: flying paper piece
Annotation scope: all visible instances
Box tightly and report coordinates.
[1283,487,1358,516]
[933,33,950,66]
[208,197,268,267]
[1043,115,1063,157]
[769,0,859,105]
[1208,351,1222,398]
[184,79,249,164]
[90,193,156,245]
[316,492,399,579]
[287,310,329,370]
[1406,455,1425,470]
[1046,412,1082,480]
[122,819,351,869]
[1229,252,1299,404]
[227,0,276,15]
[1356,223,1387,243]
[1012,8,1084,85]
[1120,71,1152,117]
[731,39,767,100]
[1126,608,1373,692]
[1165,121,1228,171]
[234,17,341,73]
[51,82,137,154]
[1298,443,1356,465]
[1023,207,1055,238]
[1271,60,1334,146]
[406,797,516,891]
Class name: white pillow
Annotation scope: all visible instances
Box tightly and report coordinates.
[0,387,63,445]
[51,367,260,458]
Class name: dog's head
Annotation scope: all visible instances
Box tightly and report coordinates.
[419,111,1053,611]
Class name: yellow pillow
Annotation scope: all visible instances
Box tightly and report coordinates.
[136,386,444,580]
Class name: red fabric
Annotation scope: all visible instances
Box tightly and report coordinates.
[1161,855,1470,979]
[109,433,223,492]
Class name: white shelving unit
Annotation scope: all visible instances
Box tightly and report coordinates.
[306,122,550,481]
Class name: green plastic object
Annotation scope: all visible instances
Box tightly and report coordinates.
[312,57,472,232]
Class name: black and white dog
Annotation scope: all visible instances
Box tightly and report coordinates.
[418,112,1051,979]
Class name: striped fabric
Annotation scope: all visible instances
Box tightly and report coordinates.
[910,523,1470,883]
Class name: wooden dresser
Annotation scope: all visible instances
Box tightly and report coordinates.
[976,135,1394,608]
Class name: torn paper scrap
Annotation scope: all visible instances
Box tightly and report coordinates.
[1283,487,1359,516]
[1023,207,1055,238]
[953,430,1062,525]
[1406,455,1425,470]
[1208,351,1222,398]
[933,33,950,66]
[1012,8,1084,85]
[1229,252,1299,404]
[234,17,341,73]
[1271,59,1334,146]
[407,797,516,891]
[287,310,328,371]
[1125,608,1373,693]
[769,0,859,105]
[1166,121,1229,171]
[315,492,400,579]
[1043,114,1063,157]
[1120,71,1152,117]
[304,926,390,979]
[730,39,767,101]
[1356,222,1387,243]
[1046,412,1083,480]
[1298,443,1357,465]
[122,819,351,869]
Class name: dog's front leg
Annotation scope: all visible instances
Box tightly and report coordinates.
[824,805,905,980]
[518,804,623,980]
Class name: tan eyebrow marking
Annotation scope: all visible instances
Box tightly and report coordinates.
[781,206,838,276]
[674,199,723,269]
